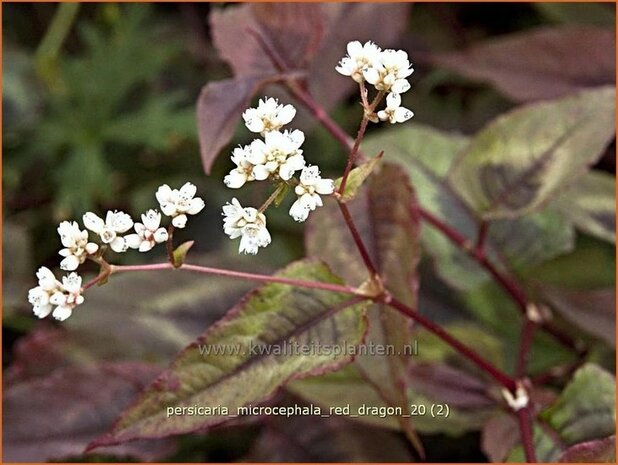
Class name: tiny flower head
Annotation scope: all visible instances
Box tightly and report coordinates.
[336,40,382,83]
[156,182,205,228]
[377,93,414,124]
[364,49,414,94]
[222,198,271,255]
[248,130,305,181]
[242,97,296,135]
[57,220,99,271]
[224,145,256,189]
[289,166,335,222]
[28,267,84,321]
[125,210,169,252]
[83,211,133,253]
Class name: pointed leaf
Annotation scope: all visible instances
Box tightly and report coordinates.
[448,86,616,220]
[550,170,616,243]
[197,76,268,174]
[558,436,616,463]
[335,151,383,202]
[172,240,194,268]
[430,26,615,102]
[89,259,369,447]
[3,363,175,462]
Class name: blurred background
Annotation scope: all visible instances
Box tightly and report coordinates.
[3,2,615,462]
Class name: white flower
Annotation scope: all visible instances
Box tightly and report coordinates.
[48,273,85,321]
[248,130,305,181]
[242,97,296,135]
[289,166,335,222]
[336,40,382,83]
[28,268,84,321]
[222,198,271,255]
[363,49,413,94]
[377,93,414,124]
[224,145,256,189]
[125,210,169,252]
[155,182,205,228]
[83,210,133,253]
[57,221,99,271]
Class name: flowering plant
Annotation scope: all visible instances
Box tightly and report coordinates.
[8,3,616,463]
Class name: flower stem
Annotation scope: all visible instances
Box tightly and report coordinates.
[166,224,176,265]
[517,406,538,463]
[109,262,360,295]
[338,202,378,277]
[258,182,287,214]
[384,295,516,390]
[516,318,538,378]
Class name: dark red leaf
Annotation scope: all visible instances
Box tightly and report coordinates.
[558,435,616,463]
[430,26,615,102]
[3,363,175,462]
[197,76,269,174]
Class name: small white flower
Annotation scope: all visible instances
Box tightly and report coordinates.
[248,130,305,181]
[224,145,256,189]
[363,49,414,94]
[155,182,205,229]
[377,93,414,124]
[242,97,296,135]
[336,40,383,83]
[83,210,133,253]
[125,210,169,252]
[222,198,271,255]
[289,166,335,222]
[28,268,84,321]
[57,221,99,271]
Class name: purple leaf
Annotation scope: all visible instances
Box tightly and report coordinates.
[430,26,615,102]
[558,436,616,463]
[3,363,175,462]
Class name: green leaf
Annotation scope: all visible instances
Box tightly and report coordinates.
[89,259,369,447]
[334,151,383,202]
[306,163,421,446]
[508,364,616,462]
[534,4,615,28]
[172,241,194,268]
[363,123,576,291]
[550,170,616,244]
[542,363,616,445]
[448,86,616,220]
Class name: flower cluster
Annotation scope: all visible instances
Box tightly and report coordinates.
[336,40,414,124]
[222,98,335,255]
[27,183,204,321]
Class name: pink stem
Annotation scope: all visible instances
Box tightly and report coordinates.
[517,407,538,462]
[109,262,359,295]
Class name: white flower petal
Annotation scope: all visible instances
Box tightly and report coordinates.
[154,228,168,243]
[83,212,104,234]
[179,182,197,200]
[156,184,173,204]
[33,304,53,319]
[85,242,99,255]
[172,214,188,229]
[139,241,154,252]
[60,255,80,271]
[52,305,72,321]
[142,210,161,231]
[187,197,205,215]
[394,106,414,123]
[110,236,128,253]
[315,178,335,195]
[125,233,142,249]
[224,170,248,189]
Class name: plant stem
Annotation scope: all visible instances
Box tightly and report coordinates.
[259,183,287,214]
[385,296,516,391]
[517,407,538,463]
[165,224,176,265]
[338,202,378,277]
[419,208,580,353]
[475,220,490,252]
[109,262,360,295]
[516,318,538,378]
[338,115,370,195]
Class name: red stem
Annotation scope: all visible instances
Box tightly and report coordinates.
[419,208,580,353]
[110,262,359,295]
[516,319,538,378]
[338,202,378,277]
[385,296,516,391]
[517,407,538,462]
[338,115,370,195]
